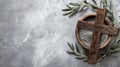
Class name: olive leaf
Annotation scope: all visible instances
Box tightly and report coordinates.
[63,11,72,16]
[67,5,72,9]
[66,42,87,59]
[110,0,113,10]
[75,43,80,53]
[67,42,74,51]
[62,9,71,11]
[69,9,78,17]
[92,0,97,5]
[69,3,80,6]
[66,50,74,54]
[63,0,120,63]
[62,2,89,17]
[101,0,108,7]
[84,0,88,4]
[104,0,108,6]
[79,4,88,11]
[98,36,120,62]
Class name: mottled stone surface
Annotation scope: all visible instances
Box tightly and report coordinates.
[0,0,120,67]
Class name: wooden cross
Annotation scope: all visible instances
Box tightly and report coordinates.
[77,9,118,63]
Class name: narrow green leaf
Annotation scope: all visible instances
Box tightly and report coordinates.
[110,49,120,54]
[62,9,71,11]
[103,0,108,6]
[63,11,72,16]
[84,0,87,3]
[69,3,80,6]
[111,45,117,50]
[69,9,78,17]
[107,16,114,22]
[90,4,98,9]
[66,50,74,54]
[75,44,80,53]
[101,0,107,6]
[101,0,106,7]
[71,43,75,51]
[92,0,97,5]
[67,5,72,9]
[116,35,120,42]
[110,0,112,10]
[74,52,81,56]
[79,4,85,11]
[67,42,74,51]
[82,5,88,11]
[104,0,107,6]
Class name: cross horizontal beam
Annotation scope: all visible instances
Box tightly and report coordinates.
[77,21,118,36]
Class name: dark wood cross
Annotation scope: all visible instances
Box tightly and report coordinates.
[77,9,118,63]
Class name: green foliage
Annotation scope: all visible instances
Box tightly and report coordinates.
[62,0,113,24]
[67,41,120,62]
[64,0,120,62]
[97,37,120,62]
[62,3,88,17]
[92,0,97,5]
[67,42,87,59]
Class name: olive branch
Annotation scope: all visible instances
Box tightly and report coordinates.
[66,42,87,59]
[62,0,114,25]
[63,0,120,62]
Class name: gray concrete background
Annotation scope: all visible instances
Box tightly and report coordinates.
[0,0,120,67]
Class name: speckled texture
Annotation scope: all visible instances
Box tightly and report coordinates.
[0,0,120,67]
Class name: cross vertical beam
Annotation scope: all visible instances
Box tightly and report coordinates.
[88,9,106,63]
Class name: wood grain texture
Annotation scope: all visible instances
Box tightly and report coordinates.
[77,21,118,35]
[88,9,106,63]
[76,14,113,50]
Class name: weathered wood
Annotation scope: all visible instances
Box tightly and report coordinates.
[76,9,118,64]
[88,9,106,63]
[75,14,113,50]
[77,21,118,35]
